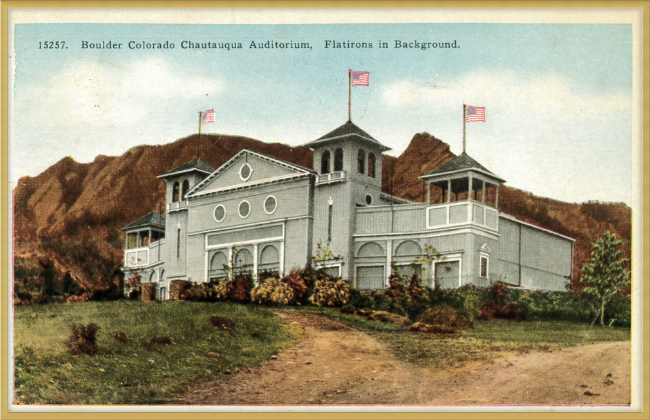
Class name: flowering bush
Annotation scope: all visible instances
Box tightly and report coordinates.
[124,273,141,299]
[478,282,528,321]
[181,282,210,301]
[251,277,296,306]
[283,267,320,304]
[309,278,351,307]
[212,281,232,301]
[386,271,431,320]
[230,274,254,303]
[66,293,92,304]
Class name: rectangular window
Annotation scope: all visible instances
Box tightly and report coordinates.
[480,256,489,278]
[127,232,138,249]
[176,228,181,259]
[327,204,333,242]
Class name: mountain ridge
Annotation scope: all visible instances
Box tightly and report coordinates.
[13,132,631,292]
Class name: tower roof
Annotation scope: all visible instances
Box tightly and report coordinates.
[158,157,215,179]
[420,152,505,183]
[304,120,391,151]
[121,211,165,231]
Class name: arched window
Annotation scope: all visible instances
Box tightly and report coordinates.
[394,240,423,257]
[357,149,366,174]
[172,182,180,202]
[210,251,228,280]
[210,252,228,271]
[357,242,385,258]
[181,180,190,201]
[368,153,376,178]
[321,151,331,174]
[234,248,254,275]
[334,148,344,172]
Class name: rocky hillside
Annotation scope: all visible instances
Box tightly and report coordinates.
[13,132,631,292]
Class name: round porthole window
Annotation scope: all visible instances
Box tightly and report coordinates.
[264,196,277,214]
[238,200,251,218]
[239,163,252,181]
[365,193,373,206]
[214,205,226,222]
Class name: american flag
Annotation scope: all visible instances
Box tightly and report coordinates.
[201,109,215,126]
[350,70,370,86]
[465,105,486,122]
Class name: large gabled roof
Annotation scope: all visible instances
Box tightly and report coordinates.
[158,157,215,179]
[420,152,506,183]
[185,148,314,198]
[121,211,165,231]
[304,120,391,151]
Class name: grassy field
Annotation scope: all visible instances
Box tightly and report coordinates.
[13,301,299,405]
[301,307,631,368]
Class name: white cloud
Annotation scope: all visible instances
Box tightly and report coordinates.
[381,71,630,118]
[21,58,224,126]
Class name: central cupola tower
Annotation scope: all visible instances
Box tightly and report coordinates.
[304,120,390,280]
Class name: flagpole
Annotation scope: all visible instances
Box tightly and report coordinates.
[198,112,202,158]
[348,70,352,122]
[462,104,467,154]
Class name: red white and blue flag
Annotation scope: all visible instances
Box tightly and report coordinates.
[350,70,370,86]
[465,105,486,122]
[201,109,215,126]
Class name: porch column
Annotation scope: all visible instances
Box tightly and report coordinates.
[447,179,452,203]
[495,185,499,209]
[279,242,285,276]
[426,181,430,204]
[482,181,486,203]
[468,175,473,201]
[253,243,259,283]
[204,251,209,282]
[228,246,234,279]
[386,240,392,288]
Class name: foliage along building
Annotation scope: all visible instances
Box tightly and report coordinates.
[122,121,575,299]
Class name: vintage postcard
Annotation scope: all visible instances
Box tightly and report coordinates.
[4,6,646,414]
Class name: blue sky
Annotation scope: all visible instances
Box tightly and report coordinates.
[11,22,634,205]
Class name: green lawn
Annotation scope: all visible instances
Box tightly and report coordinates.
[300,307,631,368]
[13,301,298,405]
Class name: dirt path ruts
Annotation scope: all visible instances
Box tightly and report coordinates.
[174,311,631,406]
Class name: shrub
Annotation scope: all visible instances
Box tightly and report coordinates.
[309,278,351,307]
[478,282,527,321]
[210,315,235,330]
[283,265,329,304]
[181,282,210,302]
[128,287,141,300]
[282,269,312,303]
[480,301,528,321]
[340,304,356,314]
[257,270,279,284]
[66,293,92,304]
[67,323,99,355]
[212,280,232,301]
[386,272,431,320]
[416,305,470,333]
[230,274,254,303]
[124,273,141,298]
[111,331,130,344]
[251,277,296,306]
[349,289,395,312]
[148,336,173,345]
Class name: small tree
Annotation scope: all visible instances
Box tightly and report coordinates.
[580,231,630,326]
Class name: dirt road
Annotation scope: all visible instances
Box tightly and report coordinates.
[175,311,631,406]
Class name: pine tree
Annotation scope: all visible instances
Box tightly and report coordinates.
[580,231,631,326]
